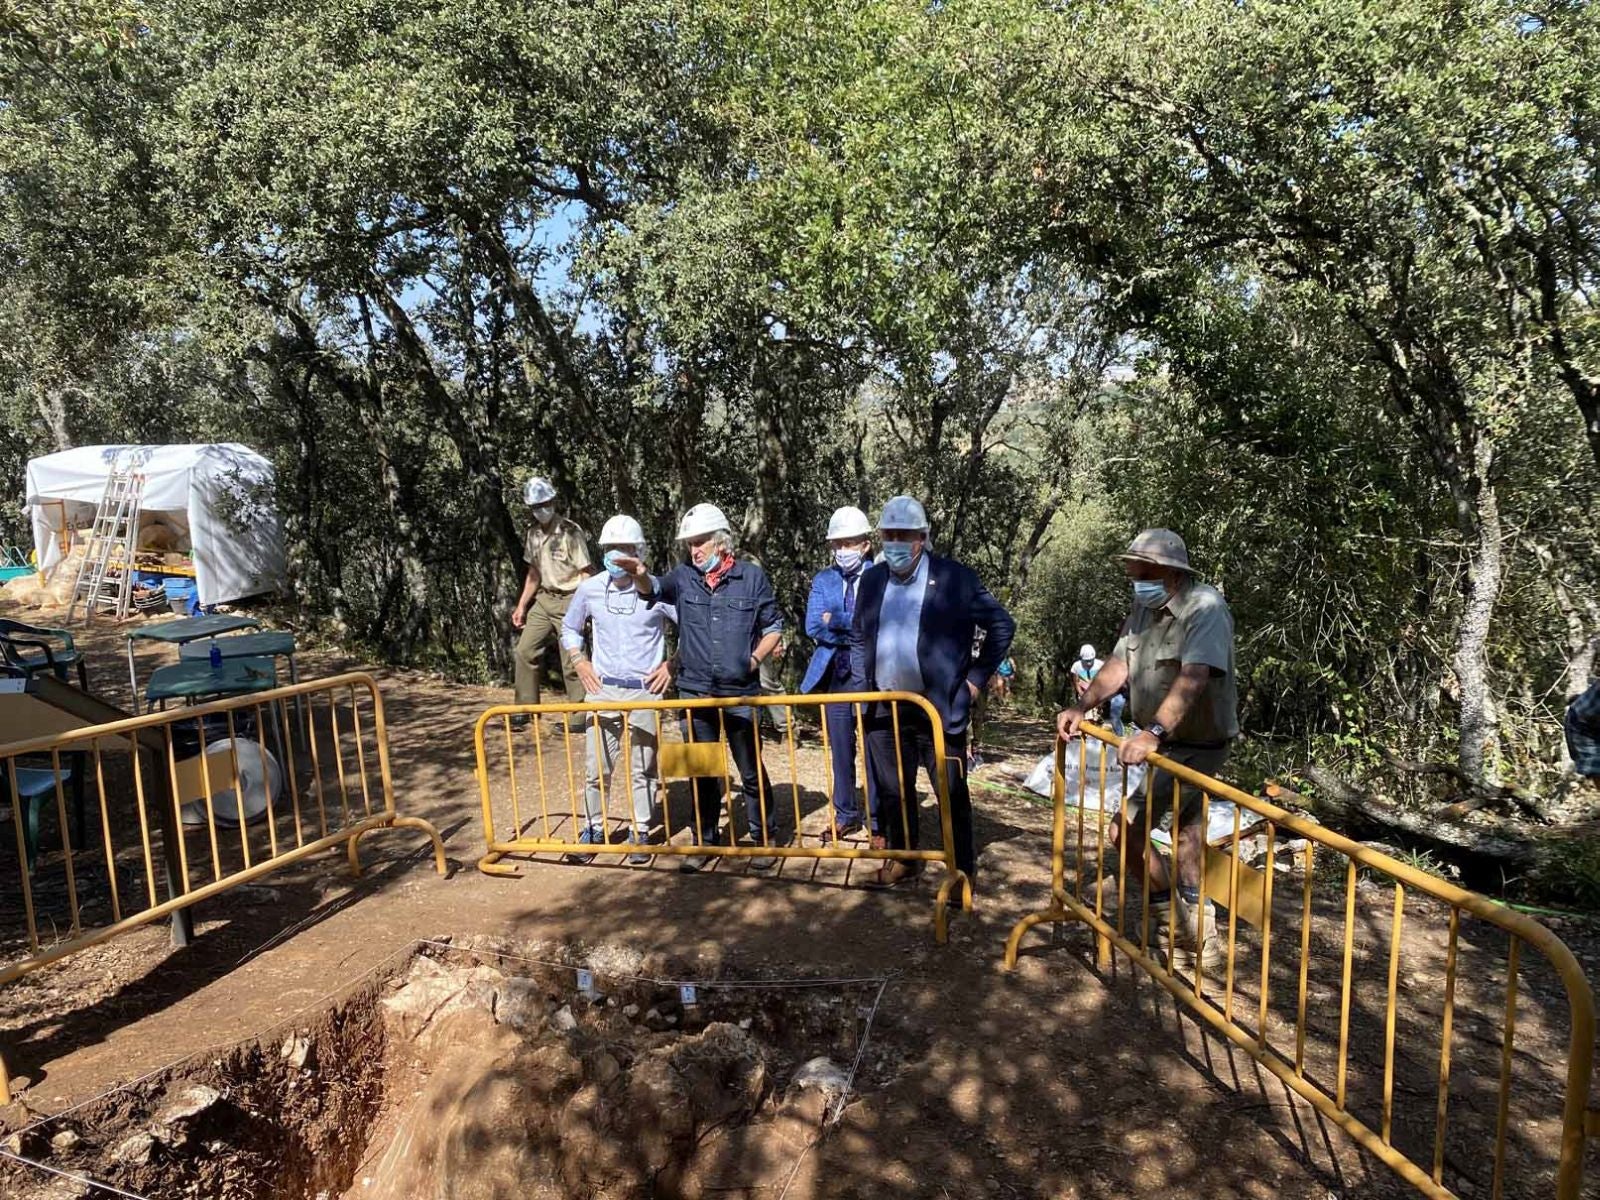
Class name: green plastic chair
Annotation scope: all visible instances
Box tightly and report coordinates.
[0,619,88,690]
[0,666,86,872]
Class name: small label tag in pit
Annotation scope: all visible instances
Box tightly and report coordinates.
[679,984,698,1007]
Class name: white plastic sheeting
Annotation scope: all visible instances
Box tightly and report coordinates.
[1024,748,1146,810]
[24,443,287,606]
[1022,747,1239,842]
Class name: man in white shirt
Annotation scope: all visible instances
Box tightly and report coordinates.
[560,516,676,864]
[1071,644,1103,701]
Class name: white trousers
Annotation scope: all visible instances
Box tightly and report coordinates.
[580,685,660,830]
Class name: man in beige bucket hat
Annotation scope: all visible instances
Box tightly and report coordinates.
[1056,528,1238,973]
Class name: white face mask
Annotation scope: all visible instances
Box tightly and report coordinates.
[834,548,864,572]
[531,504,554,525]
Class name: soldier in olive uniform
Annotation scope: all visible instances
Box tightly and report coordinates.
[511,477,594,729]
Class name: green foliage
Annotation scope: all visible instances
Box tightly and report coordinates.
[1,0,1597,803]
[1531,838,1600,912]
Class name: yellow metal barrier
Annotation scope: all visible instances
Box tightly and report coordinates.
[1003,726,1596,1199]
[0,672,447,1104]
[473,691,973,941]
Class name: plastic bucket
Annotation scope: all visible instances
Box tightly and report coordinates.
[165,578,198,616]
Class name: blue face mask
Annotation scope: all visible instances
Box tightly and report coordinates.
[881,541,916,573]
[1132,579,1168,609]
[834,548,864,572]
[697,552,722,575]
[603,549,629,579]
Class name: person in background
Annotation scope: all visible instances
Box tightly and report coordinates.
[613,504,789,872]
[511,476,593,730]
[992,656,1016,705]
[1071,644,1102,706]
[1567,678,1600,782]
[850,496,1015,887]
[560,515,676,865]
[800,506,879,845]
[758,638,791,739]
[1072,642,1124,734]
[1108,687,1128,738]
[1056,529,1238,973]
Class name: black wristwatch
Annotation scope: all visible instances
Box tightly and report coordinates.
[1146,722,1168,744]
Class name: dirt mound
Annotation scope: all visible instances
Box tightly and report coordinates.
[361,954,798,1199]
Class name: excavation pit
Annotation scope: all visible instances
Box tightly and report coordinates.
[0,939,896,1200]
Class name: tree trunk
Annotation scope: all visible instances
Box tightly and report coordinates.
[1013,481,1065,596]
[1543,551,1600,701]
[1277,770,1540,869]
[33,384,73,450]
[1452,430,1503,786]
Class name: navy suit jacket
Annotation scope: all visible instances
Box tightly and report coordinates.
[849,552,1015,734]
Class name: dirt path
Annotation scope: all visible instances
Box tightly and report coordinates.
[2,597,1597,1198]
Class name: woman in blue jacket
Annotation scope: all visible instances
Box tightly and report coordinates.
[800,506,879,844]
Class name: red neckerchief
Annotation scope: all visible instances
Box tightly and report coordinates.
[705,552,737,591]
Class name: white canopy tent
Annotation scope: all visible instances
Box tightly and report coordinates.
[25,444,288,606]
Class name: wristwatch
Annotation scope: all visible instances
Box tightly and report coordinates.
[1146,722,1168,744]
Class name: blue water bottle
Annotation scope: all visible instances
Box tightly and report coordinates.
[209,641,222,671]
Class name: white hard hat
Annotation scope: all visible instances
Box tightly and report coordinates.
[598,515,646,547]
[523,476,556,506]
[676,503,731,541]
[877,495,930,532]
[826,506,872,541]
[1079,644,1096,660]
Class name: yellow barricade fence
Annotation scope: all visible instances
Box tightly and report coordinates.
[473,691,973,940]
[1003,725,1596,1200]
[0,671,446,1103]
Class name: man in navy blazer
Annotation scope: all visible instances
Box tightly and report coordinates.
[849,496,1015,887]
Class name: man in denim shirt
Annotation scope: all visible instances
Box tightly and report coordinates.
[615,503,788,871]
[1568,679,1600,781]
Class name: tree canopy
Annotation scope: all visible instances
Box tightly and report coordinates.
[3,0,1597,813]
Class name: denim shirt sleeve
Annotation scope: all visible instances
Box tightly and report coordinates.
[752,566,784,636]
[650,565,683,606]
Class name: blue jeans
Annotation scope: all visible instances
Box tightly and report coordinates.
[1110,694,1126,737]
[678,693,783,842]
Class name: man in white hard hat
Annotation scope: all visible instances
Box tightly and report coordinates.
[1056,528,1238,973]
[510,477,594,729]
[849,496,1015,887]
[559,516,676,864]
[800,505,879,843]
[613,503,789,871]
[1071,644,1102,703]
[1070,642,1125,734]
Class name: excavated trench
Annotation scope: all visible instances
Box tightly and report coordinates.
[1,939,898,1200]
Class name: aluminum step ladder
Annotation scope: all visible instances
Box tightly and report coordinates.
[68,465,144,623]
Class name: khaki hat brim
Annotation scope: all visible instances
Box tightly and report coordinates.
[1114,551,1196,573]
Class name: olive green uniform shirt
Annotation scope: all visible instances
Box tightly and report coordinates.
[525,516,592,595]
[1111,580,1238,743]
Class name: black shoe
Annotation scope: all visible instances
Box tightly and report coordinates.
[680,827,721,873]
[508,713,531,731]
[818,822,864,846]
[745,830,792,872]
